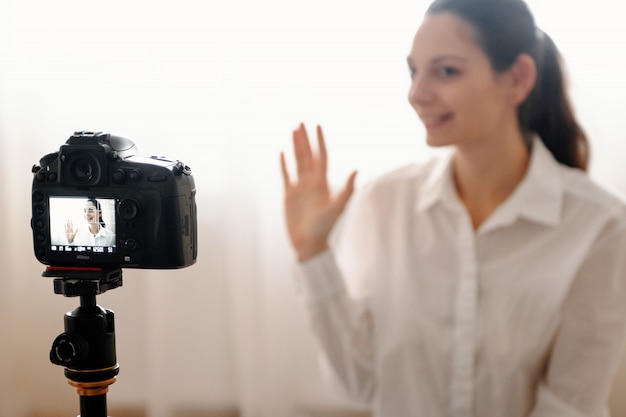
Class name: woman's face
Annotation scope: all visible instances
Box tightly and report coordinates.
[83,202,99,224]
[407,12,515,148]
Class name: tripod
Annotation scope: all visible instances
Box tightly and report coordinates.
[45,266,122,417]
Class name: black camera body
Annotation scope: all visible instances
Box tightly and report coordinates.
[31,131,197,269]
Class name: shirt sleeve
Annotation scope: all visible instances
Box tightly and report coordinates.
[530,211,626,417]
[297,251,376,405]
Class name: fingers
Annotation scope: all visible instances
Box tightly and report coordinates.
[280,152,290,189]
[281,122,339,186]
[293,123,313,177]
[317,125,327,175]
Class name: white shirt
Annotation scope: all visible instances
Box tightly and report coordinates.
[70,224,116,247]
[297,138,626,417]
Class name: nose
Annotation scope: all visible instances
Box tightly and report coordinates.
[408,75,434,109]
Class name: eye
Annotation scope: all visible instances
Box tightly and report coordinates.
[437,66,460,77]
[408,65,417,79]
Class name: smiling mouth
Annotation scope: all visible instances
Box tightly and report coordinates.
[421,113,453,129]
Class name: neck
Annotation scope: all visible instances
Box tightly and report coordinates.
[89,223,100,235]
[452,131,530,229]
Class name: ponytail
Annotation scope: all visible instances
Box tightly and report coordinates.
[520,30,589,170]
[426,0,589,170]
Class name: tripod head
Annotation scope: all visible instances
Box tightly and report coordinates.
[46,266,122,297]
[45,266,122,417]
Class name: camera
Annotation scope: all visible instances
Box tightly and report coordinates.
[31,131,197,269]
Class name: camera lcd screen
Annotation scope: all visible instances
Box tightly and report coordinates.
[49,197,117,255]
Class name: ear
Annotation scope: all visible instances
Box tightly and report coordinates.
[507,53,537,106]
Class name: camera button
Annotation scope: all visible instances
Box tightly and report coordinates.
[34,205,45,217]
[129,169,142,181]
[112,169,126,184]
[124,239,139,251]
[34,219,45,230]
[33,191,45,203]
[119,199,139,220]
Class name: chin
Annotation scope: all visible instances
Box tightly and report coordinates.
[425,134,454,148]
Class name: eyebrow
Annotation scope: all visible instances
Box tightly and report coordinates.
[407,54,467,66]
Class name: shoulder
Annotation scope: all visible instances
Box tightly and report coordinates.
[98,227,115,236]
[560,166,626,228]
[561,167,626,211]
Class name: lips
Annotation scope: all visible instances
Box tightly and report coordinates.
[421,113,453,129]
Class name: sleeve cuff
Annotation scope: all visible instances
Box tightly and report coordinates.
[294,250,347,304]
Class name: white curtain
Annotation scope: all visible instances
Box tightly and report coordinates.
[1,1,626,416]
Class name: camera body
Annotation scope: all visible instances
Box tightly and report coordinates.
[31,131,197,269]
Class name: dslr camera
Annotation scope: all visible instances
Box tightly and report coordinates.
[31,131,197,269]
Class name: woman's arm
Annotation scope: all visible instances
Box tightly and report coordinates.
[282,122,378,402]
[298,250,376,404]
[530,214,626,417]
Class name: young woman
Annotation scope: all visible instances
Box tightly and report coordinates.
[65,198,115,247]
[280,0,626,415]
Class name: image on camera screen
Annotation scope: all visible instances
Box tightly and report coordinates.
[49,197,117,255]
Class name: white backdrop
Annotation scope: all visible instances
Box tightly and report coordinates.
[1,0,626,416]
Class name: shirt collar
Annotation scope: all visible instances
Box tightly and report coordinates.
[415,137,564,229]
[415,148,457,213]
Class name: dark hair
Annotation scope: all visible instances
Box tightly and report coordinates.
[86,198,106,228]
[426,0,589,170]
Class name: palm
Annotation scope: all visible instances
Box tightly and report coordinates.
[281,124,357,261]
[65,219,77,243]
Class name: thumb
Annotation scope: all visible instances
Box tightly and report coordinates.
[332,171,357,216]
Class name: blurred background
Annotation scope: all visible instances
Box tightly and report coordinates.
[1,0,626,416]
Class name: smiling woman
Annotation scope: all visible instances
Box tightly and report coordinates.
[281,0,626,416]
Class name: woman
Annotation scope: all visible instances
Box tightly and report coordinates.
[280,0,626,415]
[65,198,115,247]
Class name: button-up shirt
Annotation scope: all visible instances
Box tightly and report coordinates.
[297,138,626,417]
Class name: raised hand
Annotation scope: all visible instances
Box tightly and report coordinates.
[280,123,357,261]
[65,219,77,244]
